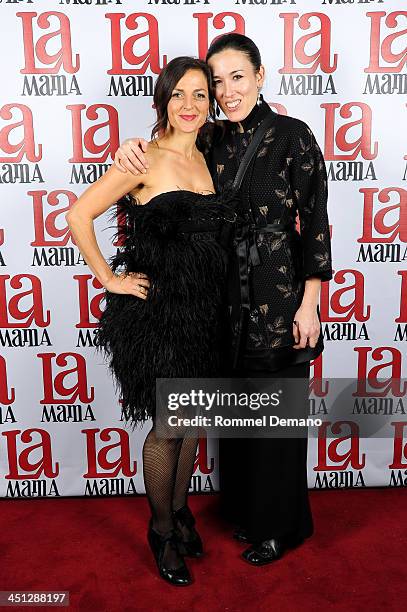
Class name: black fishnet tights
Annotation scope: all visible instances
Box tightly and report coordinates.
[143,426,198,568]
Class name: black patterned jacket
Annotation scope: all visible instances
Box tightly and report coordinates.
[202,98,333,371]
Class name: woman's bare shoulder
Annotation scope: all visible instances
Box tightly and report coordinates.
[145,139,161,157]
[143,139,166,173]
[127,141,167,202]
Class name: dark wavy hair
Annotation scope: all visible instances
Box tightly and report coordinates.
[151,56,215,140]
[206,33,262,72]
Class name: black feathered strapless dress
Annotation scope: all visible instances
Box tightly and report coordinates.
[95,189,235,427]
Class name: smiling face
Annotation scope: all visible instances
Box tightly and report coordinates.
[208,48,265,123]
[166,69,210,134]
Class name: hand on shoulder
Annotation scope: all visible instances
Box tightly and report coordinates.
[114,136,150,175]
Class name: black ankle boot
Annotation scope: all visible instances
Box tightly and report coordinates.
[147,521,192,586]
[242,537,284,566]
[172,505,204,558]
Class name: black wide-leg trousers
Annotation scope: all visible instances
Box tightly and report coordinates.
[218,360,313,544]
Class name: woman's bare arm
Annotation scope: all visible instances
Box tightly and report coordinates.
[65,165,150,298]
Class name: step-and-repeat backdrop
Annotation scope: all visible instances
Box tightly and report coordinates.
[0,0,406,499]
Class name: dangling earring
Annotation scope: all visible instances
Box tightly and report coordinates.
[257,89,262,106]
[215,102,221,117]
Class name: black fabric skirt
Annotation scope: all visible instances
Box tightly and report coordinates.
[218,360,313,543]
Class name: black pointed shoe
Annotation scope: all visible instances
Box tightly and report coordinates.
[233,526,250,543]
[242,537,284,566]
[172,505,204,558]
[147,522,192,586]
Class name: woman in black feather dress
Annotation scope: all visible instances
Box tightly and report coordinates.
[66,57,235,586]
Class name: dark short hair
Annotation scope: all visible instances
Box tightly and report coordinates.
[206,33,262,72]
[151,56,214,139]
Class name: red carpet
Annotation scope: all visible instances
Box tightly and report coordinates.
[0,489,406,611]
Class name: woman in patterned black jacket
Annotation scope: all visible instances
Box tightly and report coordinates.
[115,34,333,567]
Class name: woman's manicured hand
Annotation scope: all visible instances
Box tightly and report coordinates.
[105,272,150,300]
[292,305,320,349]
[114,138,150,175]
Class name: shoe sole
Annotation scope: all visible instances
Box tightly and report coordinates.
[241,553,281,566]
